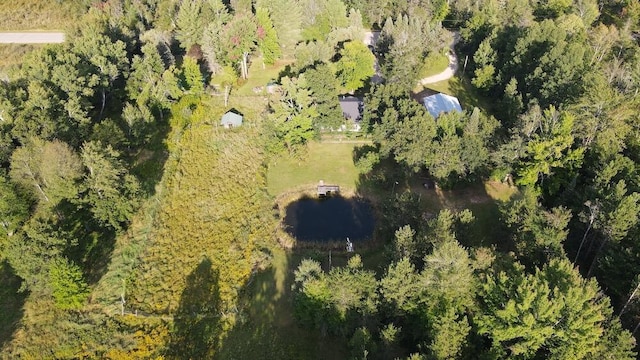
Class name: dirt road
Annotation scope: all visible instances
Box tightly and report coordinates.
[418,31,460,85]
[0,32,65,44]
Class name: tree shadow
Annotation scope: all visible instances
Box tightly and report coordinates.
[129,115,171,197]
[77,102,172,284]
[215,250,349,359]
[166,257,221,359]
[56,200,117,284]
[0,261,26,349]
[352,144,515,252]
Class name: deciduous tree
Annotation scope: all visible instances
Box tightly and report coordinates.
[335,41,375,92]
[268,76,317,153]
[9,139,82,207]
[304,64,343,130]
[80,141,140,231]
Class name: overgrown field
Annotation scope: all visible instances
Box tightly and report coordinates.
[0,44,38,76]
[125,97,276,356]
[0,1,85,31]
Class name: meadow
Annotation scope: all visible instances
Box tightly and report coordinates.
[0,1,84,31]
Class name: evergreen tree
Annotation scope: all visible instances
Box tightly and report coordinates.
[180,56,205,93]
[255,0,302,57]
[175,0,204,51]
[256,7,282,66]
[49,257,90,310]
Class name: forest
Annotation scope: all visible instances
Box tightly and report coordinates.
[0,0,639,359]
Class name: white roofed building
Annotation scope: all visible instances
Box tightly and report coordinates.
[423,93,462,119]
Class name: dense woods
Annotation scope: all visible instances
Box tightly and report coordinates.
[0,0,639,358]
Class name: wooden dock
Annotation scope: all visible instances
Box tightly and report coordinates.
[317,184,340,196]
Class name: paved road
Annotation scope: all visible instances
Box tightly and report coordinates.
[0,32,65,44]
[418,31,460,85]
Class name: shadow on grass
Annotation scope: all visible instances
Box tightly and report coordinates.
[352,144,516,253]
[447,76,495,115]
[130,119,171,196]
[215,249,349,359]
[166,257,221,359]
[0,261,26,349]
[75,107,171,284]
[56,200,117,285]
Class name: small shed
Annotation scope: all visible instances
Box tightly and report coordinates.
[338,96,363,121]
[423,93,462,119]
[221,111,243,128]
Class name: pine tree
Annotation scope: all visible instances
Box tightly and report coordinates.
[49,257,90,310]
[256,7,282,66]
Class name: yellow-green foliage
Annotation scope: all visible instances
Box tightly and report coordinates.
[3,296,170,358]
[129,101,274,328]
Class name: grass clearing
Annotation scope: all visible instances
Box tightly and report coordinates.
[0,1,85,31]
[403,177,518,249]
[418,52,450,78]
[233,58,293,96]
[267,141,362,196]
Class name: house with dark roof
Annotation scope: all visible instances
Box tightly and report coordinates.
[220,111,243,128]
[338,96,363,121]
[422,93,462,119]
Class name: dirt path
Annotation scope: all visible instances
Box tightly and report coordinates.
[418,31,460,85]
[0,32,65,44]
[363,31,384,84]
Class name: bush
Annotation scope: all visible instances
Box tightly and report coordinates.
[49,257,89,310]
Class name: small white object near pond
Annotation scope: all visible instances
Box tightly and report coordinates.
[346,237,354,252]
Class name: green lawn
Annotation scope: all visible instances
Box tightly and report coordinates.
[216,247,350,359]
[267,141,362,196]
[232,58,293,96]
[418,52,450,78]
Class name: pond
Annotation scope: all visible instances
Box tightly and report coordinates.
[284,196,375,242]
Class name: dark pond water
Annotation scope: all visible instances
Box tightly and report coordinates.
[284,196,375,242]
